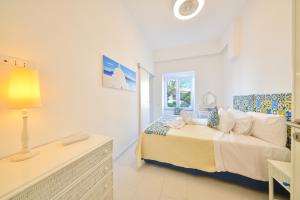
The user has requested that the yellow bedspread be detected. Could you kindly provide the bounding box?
[136,125,220,172]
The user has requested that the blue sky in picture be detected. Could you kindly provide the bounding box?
[103,55,118,76]
[103,55,136,89]
[120,64,136,88]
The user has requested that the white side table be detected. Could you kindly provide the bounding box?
[268,160,291,200]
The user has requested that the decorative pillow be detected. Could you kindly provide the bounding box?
[180,110,193,124]
[228,109,253,135]
[247,112,287,147]
[207,107,219,128]
[217,108,235,133]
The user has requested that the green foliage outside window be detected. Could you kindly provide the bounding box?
[167,80,176,107]
[180,91,191,107]
[166,77,193,109]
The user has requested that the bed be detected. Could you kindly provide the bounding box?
[136,123,290,180]
[136,93,292,192]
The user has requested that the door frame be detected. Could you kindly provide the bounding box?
[291,0,299,199]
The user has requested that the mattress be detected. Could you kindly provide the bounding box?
[136,124,291,181]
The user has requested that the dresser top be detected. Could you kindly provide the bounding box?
[0,134,112,199]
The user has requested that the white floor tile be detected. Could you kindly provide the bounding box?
[159,196,179,200]
[186,174,267,200]
[114,144,289,200]
[161,169,188,200]
[114,183,135,200]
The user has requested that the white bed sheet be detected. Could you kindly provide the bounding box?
[213,133,291,181]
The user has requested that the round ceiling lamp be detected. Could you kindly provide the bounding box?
[173,0,205,20]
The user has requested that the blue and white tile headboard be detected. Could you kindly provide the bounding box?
[233,93,292,148]
[233,93,292,121]
[233,95,254,112]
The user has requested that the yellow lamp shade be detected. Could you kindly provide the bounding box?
[8,67,41,109]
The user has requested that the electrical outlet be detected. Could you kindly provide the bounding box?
[0,54,32,68]
[16,58,29,67]
[8,57,31,68]
[8,57,22,67]
[15,58,31,68]
[0,54,10,66]
[8,57,16,67]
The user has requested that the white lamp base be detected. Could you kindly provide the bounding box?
[10,150,39,162]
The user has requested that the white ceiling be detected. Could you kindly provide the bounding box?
[122,0,247,50]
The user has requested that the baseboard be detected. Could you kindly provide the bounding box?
[114,138,137,161]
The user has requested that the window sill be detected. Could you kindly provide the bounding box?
[164,108,194,112]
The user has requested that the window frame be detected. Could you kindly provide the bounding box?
[163,71,195,111]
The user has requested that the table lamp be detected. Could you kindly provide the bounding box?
[8,67,41,162]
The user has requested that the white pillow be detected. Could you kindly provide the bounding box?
[228,109,253,135]
[166,118,185,129]
[247,112,287,147]
[227,108,244,116]
[218,108,235,133]
[180,110,193,125]
[191,118,208,126]
[231,116,253,135]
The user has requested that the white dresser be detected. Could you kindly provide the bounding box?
[0,134,113,200]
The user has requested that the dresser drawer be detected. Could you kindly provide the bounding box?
[102,190,113,200]
[8,140,112,200]
[81,174,113,200]
[55,158,112,200]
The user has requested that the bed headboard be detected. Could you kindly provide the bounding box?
[233,93,292,121]
[233,93,292,148]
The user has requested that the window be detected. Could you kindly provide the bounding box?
[163,72,195,110]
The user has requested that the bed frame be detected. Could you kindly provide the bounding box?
[144,93,292,195]
[144,159,289,195]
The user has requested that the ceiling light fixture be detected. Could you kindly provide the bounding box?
[173,0,205,20]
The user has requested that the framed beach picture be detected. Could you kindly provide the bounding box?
[102,55,136,91]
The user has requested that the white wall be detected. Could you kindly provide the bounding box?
[153,0,293,119]
[153,41,224,63]
[223,0,293,107]
[153,54,224,119]
[0,0,153,158]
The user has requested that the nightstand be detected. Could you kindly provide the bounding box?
[268,160,291,200]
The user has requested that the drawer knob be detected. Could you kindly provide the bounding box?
[283,182,290,187]
[104,184,108,189]
[104,149,108,153]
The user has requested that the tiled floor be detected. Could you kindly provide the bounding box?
[114,144,288,200]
